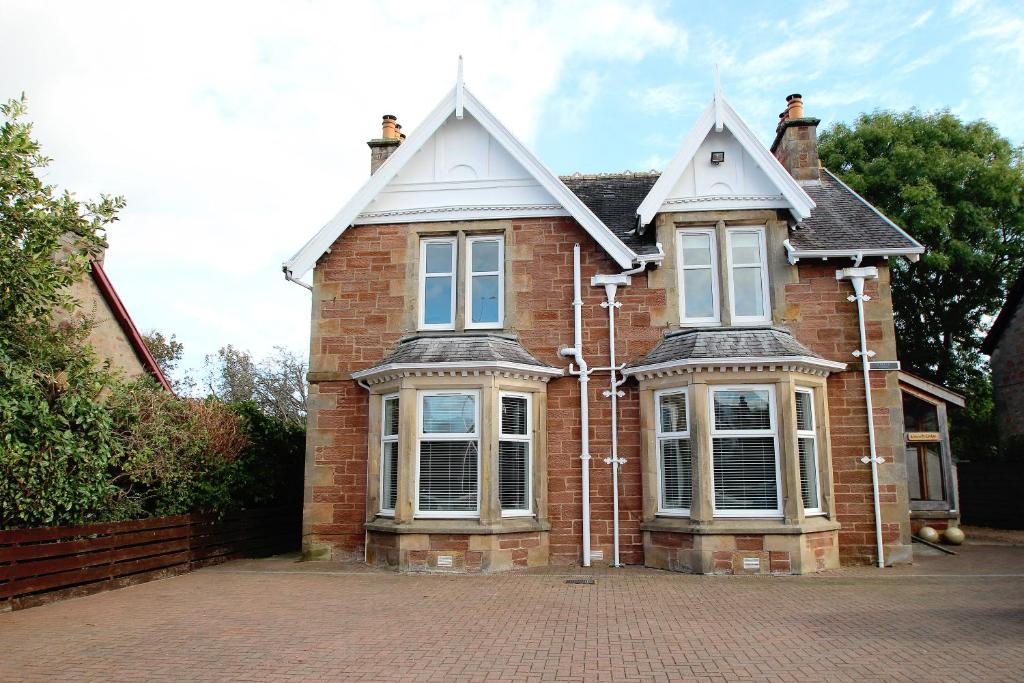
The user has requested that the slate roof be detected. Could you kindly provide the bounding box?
[626,326,831,370]
[789,169,923,254]
[560,172,661,256]
[365,334,556,369]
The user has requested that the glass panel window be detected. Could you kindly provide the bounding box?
[466,237,504,328]
[711,386,781,516]
[379,395,399,515]
[420,238,456,328]
[417,391,479,517]
[657,390,692,514]
[727,227,770,323]
[902,393,947,503]
[499,393,531,515]
[677,229,719,324]
[795,389,822,514]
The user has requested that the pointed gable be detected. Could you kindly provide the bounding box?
[636,91,814,227]
[285,83,639,279]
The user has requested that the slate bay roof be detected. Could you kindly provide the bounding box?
[561,167,922,259]
[624,326,845,374]
[350,334,561,380]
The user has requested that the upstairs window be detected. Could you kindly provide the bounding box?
[726,227,770,324]
[657,389,692,515]
[416,391,480,517]
[710,386,781,517]
[677,229,720,325]
[795,388,822,515]
[419,237,457,329]
[499,392,531,516]
[379,394,400,516]
[466,237,504,328]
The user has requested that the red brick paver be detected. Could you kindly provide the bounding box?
[2,545,1023,682]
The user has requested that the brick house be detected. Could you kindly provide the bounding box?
[983,270,1024,452]
[284,72,941,574]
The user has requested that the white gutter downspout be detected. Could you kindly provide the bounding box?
[283,267,314,292]
[560,244,593,567]
[837,266,886,568]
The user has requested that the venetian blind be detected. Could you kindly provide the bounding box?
[795,390,820,511]
[499,395,530,512]
[712,388,779,513]
[658,392,692,511]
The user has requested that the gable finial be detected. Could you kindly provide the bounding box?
[455,55,465,120]
[713,64,724,133]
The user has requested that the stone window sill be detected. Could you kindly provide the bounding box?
[366,516,550,536]
[641,515,840,536]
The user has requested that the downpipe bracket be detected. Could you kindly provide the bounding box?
[861,455,886,465]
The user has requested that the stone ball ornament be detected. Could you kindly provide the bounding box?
[917,526,940,543]
[942,526,965,545]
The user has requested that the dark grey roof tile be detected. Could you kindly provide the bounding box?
[375,334,554,368]
[627,327,823,368]
[560,172,661,255]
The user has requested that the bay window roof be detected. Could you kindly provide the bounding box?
[624,327,846,378]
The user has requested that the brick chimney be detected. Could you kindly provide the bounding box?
[770,94,820,182]
[367,114,402,174]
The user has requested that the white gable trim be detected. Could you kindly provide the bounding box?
[636,97,815,226]
[284,87,638,279]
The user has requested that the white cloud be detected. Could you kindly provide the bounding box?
[0,0,683,378]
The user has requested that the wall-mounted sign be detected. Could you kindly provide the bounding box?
[906,431,941,442]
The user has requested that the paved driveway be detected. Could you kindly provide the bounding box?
[3,544,1023,682]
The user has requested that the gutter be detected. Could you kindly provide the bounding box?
[283,266,313,292]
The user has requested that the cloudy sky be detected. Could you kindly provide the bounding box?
[2,0,1021,386]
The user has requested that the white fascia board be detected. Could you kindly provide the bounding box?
[787,246,924,262]
[636,96,817,226]
[351,360,565,381]
[461,88,636,269]
[284,86,640,279]
[283,87,459,280]
[622,355,848,377]
[822,168,925,254]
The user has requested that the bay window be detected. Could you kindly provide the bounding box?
[656,389,692,515]
[795,388,822,515]
[379,394,400,516]
[710,386,782,517]
[499,392,531,516]
[416,391,480,517]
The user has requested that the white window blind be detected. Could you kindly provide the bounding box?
[420,237,456,329]
[417,392,479,517]
[726,227,770,324]
[795,389,822,514]
[466,237,504,328]
[657,389,692,514]
[380,394,399,515]
[677,229,719,324]
[499,393,531,515]
[711,386,781,516]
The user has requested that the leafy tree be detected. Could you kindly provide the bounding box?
[143,329,184,378]
[819,110,1024,459]
[204,345,307,424]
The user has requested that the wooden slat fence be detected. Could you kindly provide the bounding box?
[0,507,299,611]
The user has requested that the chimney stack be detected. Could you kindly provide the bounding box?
[368,114,403,174]
[770,93,820,182]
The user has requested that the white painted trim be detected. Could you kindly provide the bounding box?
[636,96,815,226]
[708,384,784,519]
[676,228,720,326]
[623,355,847,379]
[795,387,823,516]
[784,242,924,264]
[465,236,504,329]
[725,226,772,325]
[415,389,481,519]
[499,390,532,517]
[351,360,564,382]
[283,85,638,279]
[654,387,692,517]
[354,205,568,225]
[418,237,457,331]
[379,393,400,516]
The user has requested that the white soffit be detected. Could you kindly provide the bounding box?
[284,86,638,280]
[636,95,815,226]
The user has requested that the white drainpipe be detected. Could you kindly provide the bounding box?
[560,244,593,567]
[837,266,886,568]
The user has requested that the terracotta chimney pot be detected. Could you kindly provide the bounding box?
[382,114,398,140]
[395,123,403,144]
[786,93,804,119]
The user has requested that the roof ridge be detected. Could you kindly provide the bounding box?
[560,170,662,180]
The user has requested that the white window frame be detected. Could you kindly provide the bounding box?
[725,226,772,325]
[414,389,481,519]
[465,236,504,329]
[709,384,783,518]
[498,391,532,517]
[796,387,824,516]
[676,228,720,326]
[379,393,399,517]
[418,236,457,331]
[655,387,692,517]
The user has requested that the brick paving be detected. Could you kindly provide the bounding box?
[2,545,1023,682]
